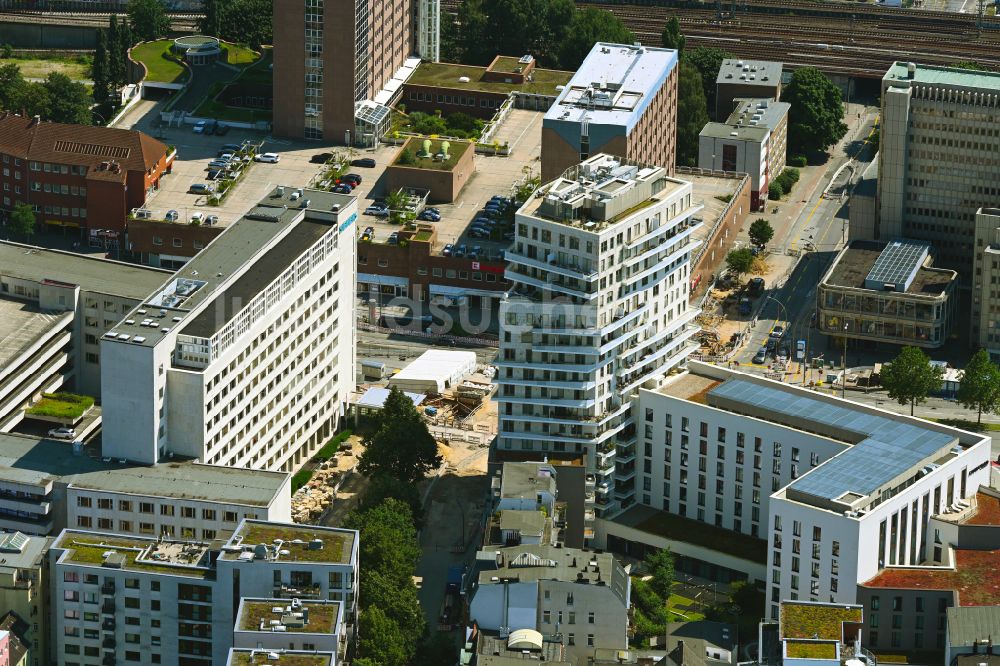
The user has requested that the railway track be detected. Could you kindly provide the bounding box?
[0,9,199,29]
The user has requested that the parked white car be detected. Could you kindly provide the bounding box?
[48,427,76,440]
[255,152,280,163]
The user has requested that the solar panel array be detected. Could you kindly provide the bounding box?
[863,240,929,292]
[708,379,956,501]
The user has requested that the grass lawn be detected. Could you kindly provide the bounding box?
[192,48,271,122]
[27,392,94,420]
[222,43,260,66]
[666,592,705,622]
[929,417,1000,432]
[239,600,338,632]
[131,40,188,84]
[394,137,470,171]
[235,47,272,86]
[407,61,572,96]
[192,97,271,123]
[0,56,90,80]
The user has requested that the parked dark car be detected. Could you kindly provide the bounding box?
[352,158,376,168]
[311,152,333,164]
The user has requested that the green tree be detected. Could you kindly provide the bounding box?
[0,44,11,59]
[749,218,774,251]
[200,0,222,36]
[9,203,36,240]
[661,16,685,54]
[676,62,708,167]
[957,349,1000,424]
[880,346,943,416]
[438,12,462,63]
[783,67,848,156]
[42,73,91,125]
[456,0,492,65]
[127,0,170,43]
[558,7,634,70]
[346,499,421,580]
[358,386,441,484]
[415,633,460,666]
[119,20,135,74]
[687,46,732,118]
[397,148,415,165]
[107,14,124,88]
[953,61,985,70]
[0,63,28,113]
[725,247,754,279]
[358,606,410,666]
[215,0,272,49]
[645,547,674,598]
[359,473,424,526]
[92,29,111,107]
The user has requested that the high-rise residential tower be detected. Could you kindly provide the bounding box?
[496,154,703,516]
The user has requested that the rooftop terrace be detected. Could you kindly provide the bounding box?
[54,531,212,578]
[520,154,684,230]
[223,521,356,565]
[863,548,1000,606]
[227,650,333,666]
[237,598,340,634]
[407,61,572,96]
[780,601,862,641]
[824,240,955,296]
[964,491,1000,526]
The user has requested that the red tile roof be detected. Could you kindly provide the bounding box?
[862,549,1000,606]
[0,113,167,173]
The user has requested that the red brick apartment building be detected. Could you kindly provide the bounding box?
[272,0,412,142]
[0,114,173,240]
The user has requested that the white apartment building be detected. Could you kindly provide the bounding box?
[0,243,168,429]
[877,62,1000,277]
[50,519,358,666]
[629,362,990,624]
[497,154,703,517]
[100,187,358,472]
[0,432,291,538]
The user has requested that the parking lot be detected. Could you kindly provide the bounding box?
[142,125,348,226]
[351,109,546,262]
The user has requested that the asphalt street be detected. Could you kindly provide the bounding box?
[732,110,879,366]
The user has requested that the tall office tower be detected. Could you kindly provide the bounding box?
[878,62,1000,270]
[496,154,703,517]
[272,0,412,142]
[541,43,679,183]
[100,188,357,472]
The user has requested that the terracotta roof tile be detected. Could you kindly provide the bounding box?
[0,113,167,173]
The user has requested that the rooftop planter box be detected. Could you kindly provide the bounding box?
[25,392,95,425]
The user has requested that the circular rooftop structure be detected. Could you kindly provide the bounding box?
[171,35,221,65]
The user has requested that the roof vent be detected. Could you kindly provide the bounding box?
[254,544,269,560]
[308,538,324,550]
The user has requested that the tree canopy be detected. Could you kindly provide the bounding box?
[661,16,685,54]
[783,67,848,155]
[557,7,634,70]
[44,73,92,125]
[676,62,709,167]
[880,346,943,415]
[451,0,631,70]
[9,203,36,240]
[204,0,272,49]
[127,0,170,42]
[957,349,1000,423]
[358,386,441,485]
[346,498,425,666]
[92,28,111,108]
[726,248,754,277]
[749,218,774,250]
[645,547,674,598]
[686,47,732,118]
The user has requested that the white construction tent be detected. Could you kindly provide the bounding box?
[388,349,478,394]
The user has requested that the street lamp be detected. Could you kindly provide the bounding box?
[841,322,850,398]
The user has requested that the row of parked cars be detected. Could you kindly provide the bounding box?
[192,120,231,135]
[469,196,514,240]
[442,243,491,260]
